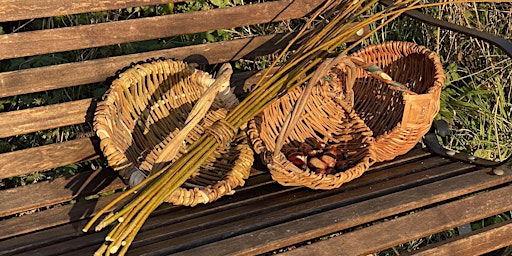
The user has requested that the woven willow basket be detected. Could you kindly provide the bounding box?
[94,59,253,206]
[248,56,377,190]
[348,41,445,162]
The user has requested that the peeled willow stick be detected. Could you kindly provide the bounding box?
[153,63,233,166]
[85,0,494,254]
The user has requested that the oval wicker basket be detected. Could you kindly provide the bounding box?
[349,41,445,162]
[248,56,377,190]
[94,59,253,206]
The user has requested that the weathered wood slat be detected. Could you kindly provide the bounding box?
[0,0,183,22]
[0,137,99,179]
[0,33,293,98]
[0,0,323,60]
[0,189,115,240]
[0,150,424,248]
[284,184,512,256]
[0,150,435,255]
[0,65,270,140]
[0,148,426,238]
[5,153,506,256]
[411,220,512,256]
[169,168,512,256]
[0,168,124,218]
[0,98,95,139]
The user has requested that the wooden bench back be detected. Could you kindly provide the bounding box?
[0,0,341,219]
[0,0,325,175]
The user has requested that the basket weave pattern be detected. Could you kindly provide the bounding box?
[94,59,253,206]
[350,41,445,161]
[248,57,376,190]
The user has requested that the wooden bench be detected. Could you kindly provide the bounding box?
[1,1,512,255]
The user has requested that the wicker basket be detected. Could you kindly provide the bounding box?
[94,59,253,206]
[248,42,445,189]
[248,55,377,190]
[349,41,445,162]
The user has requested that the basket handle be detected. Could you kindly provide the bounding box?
[272,55,358,158]
[153,63,233,169]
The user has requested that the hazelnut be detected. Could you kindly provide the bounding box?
[324,146,338,158]
[320,154,336,168]
[288,152,307,169]
[336,160,348,171]
[308,157,327,169]
[316,168,336,175]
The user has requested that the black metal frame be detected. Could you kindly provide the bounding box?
[380,0,512,167]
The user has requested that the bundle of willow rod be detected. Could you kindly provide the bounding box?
[83,0,493,255]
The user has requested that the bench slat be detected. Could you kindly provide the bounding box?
[0,98,94,139]
[5,153,507,256]
[0,0,183,22]
[412,220,512,256]
[0,27,368,98]
[0,137,98,179]
[0,65,269,139]
[0,33,294,98]
[1,0,322,60]
[0,168,124,218]
[170,168,512,256]
[0,188,115,240]
[284,181,512,256]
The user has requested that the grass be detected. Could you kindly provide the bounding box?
[0,0,511,254]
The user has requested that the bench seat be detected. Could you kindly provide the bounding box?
[1,147,511,255]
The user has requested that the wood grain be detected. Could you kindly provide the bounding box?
[0,137,99,179]
[0,0,184,22]
[0,33,295,98]
[412,220,512,256]
[0,0,323,60]
[0,168,124,218]
[284,185,512,256]
[0,98,95,138]
[168,168,512,256]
